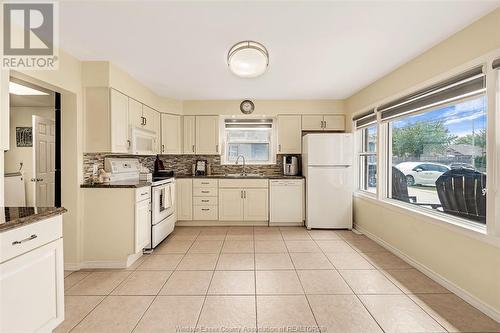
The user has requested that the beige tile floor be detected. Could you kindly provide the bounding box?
[59,226,500,333]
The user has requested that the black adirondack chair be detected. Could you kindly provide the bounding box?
[392,167,417,203]
[435,168,487,224]
[392,167,442,209]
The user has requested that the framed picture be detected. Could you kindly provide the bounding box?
[16,127,32,147]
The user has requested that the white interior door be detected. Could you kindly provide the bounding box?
[33,116,55,207]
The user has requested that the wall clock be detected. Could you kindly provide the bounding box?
[240,100,255,114]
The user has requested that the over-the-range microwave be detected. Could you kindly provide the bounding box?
[131,127,157,155]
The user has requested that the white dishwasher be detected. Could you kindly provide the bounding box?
[270,179,305,226]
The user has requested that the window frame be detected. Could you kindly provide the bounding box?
[220,117,277,165]
[354,55,500,240]
[356,124,378,195]
[384,93,488,230]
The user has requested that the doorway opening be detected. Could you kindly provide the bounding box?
[4,78,61,207]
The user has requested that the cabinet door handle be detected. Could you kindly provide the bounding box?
[192,145,195,153]
[144,117,147,125]
[201,208,210,211]
[216,144,219,153]
[278,144,281,152]
[243,190,246,199]
[127,139,131,148]
[324,120,327,128]
[201,190,209,194]
[161,144,165,153]
[201,200,209,203]
[12,234,37,245]
[201,182,209,185]
[241,190,243,199]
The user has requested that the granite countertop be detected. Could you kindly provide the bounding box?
[0,207,67,232]
[80,181,152,188]
[174,175,304,179]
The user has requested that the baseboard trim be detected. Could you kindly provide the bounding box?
[64,262,81,271]
[176,220,268,227]
[354,224,500,323]
[79,260,128,269]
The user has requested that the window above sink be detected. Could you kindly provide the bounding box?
[221,118,276,165]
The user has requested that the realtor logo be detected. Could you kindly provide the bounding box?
[2,2,58,69]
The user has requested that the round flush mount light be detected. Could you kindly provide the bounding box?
[227,41,269,78]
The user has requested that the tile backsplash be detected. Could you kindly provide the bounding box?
[82,153,292,183]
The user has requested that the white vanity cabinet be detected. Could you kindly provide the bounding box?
[0,215,65,333]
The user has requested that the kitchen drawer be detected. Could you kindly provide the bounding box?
[218,179,268,188]
[193,197,218,206]
[193,187,217,197]
[0,215,63,263]
[193,205,218,220]
[136,187,151,202]
[193,179,218,188]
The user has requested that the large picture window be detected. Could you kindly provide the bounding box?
[387,95,487,224]
[223,118,274,164]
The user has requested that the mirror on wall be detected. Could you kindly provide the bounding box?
[4,78,61,207]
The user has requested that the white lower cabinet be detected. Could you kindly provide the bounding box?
[135,197,151,253]
[218,180,269,222]
[176,179,193,220]
[193,179,218,220]
[0,216,64,333]
[218,188,245,221]
[243,188,269,221]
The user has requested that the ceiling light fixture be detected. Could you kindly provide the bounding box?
[227,41,269,78]
[9,82,49,96]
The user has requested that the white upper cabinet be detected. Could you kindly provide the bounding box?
[302,114,345,131]
[183,115,196,155]
[85,87,130,153]
[161,114,182,154]
[110,89,130,153]
[128,98,143,129]
[323,115,345,131]
[277,115,302,154]
[301,115,324,131]
[195,115,220,155]
[143,105,159,134]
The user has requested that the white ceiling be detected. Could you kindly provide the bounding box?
[59,1,499,100]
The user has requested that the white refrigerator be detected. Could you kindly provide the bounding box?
[302,133,354,229]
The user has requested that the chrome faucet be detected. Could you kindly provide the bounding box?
[235,155,246,175]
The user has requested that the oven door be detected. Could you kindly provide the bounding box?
[152,182,175,225]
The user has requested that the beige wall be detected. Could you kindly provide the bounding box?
[354,197,500,316]
[183,99,345,116]
[83,61,183,114]
[347,8,500,318]
[5,107,55,206]
[347,8,500,115]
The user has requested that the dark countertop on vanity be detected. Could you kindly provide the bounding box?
[80,181,152,188]
[0,207,67,233]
